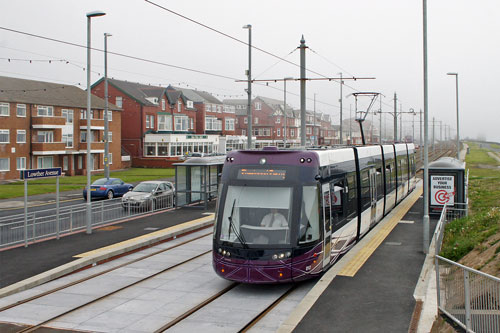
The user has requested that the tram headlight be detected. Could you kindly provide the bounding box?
[306,158,312,163]
[300,158,305,163]
[278,253,285,259]
[225,252,231,257]
[286,251,291,258]
[222,250,226,256]
[272,254,278,260]
[218,248,222,254]
[259,157,267,165]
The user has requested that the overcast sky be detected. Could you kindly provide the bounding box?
[1,0,499,142]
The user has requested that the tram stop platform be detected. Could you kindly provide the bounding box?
[279,180,439,333]
[0,180,440,332]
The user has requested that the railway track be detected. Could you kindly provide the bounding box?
[0,227,312,332]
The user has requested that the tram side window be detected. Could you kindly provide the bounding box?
[330,179,346,231]
[346,173,357,219]
[360,170,370,210]
[376,168,384,200]
[299,186,320,244]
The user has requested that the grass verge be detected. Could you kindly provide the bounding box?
[0,168,175,199]
[440,142,500,261]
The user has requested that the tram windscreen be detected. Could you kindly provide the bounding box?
[219,186,292,246]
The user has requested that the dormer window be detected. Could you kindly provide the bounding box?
[161,98,166,111]
[254,102,261,110]
[177,101,182,113]
[187,100,194,108]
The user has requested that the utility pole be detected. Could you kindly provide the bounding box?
[400,103,403,141]
[313,93,316,146]
[432,117,435,152]
[423,0,430,254]
[379,96,382,144]
[104,32,112,180]
[243,24,252,149]
[420,109,423,163]
[339,72,343,144]
[393,92,397,143]
[299,36,307,147]
[349,104,352,144]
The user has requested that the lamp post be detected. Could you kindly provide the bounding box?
[104,32,112,180]
[409,108,416,143]
[243,24,252,149]
[447,72,460,159]
[86,10,106,235]
[283,77,293,147]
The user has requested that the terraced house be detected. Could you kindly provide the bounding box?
[0,76,122,181]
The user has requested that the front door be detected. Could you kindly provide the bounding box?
[322,183,332,268]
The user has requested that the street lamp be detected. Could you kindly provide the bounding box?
[243,24,252,149]
[86,10,106,235]
[447,72,460,159]
[409,108,416,143]
[283,77,293,147]
[104,32,112,180]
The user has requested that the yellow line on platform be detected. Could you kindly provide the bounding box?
[73,214,215,258]
[338,187,423,277]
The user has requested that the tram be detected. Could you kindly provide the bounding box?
[212,144,416,283]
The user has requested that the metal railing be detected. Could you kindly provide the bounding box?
[435,203,500,332]
[0,193,174,249]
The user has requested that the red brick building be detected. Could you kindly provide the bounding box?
[0,76,122,181]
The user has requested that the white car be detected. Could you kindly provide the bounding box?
[122,181,175,210]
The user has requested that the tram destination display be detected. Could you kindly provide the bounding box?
[237,168,286,180]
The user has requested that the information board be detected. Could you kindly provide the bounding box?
[430,175,455,205]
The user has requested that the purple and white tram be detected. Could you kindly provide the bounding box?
[213,144,416,283]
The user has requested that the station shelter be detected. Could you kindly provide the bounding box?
[173,156,225,209]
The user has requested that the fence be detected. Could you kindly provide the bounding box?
[0,193,174,249]
[435,203,500,332]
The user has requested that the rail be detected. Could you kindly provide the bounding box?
[0,193,174,249]
[434,203,500,333]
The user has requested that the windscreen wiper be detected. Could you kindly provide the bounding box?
[227,199,248,248]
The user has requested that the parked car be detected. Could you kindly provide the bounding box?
[121,181,175,210]
[83,178,133,200]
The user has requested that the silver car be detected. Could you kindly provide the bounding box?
[122,181,175,210]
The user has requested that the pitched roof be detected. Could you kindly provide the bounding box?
[0,76,119,110]
[96,78,167,106]
[168,86,222,104]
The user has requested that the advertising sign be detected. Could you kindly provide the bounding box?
[431,175,455,205]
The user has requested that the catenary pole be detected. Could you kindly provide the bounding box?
[422,0,430,253]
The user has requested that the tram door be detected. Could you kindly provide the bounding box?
[369,168,377,227]
[322,183,332,268]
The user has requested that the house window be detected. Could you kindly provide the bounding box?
[37,131,53,143]
[16,157,26,170]
[0,103,9,116]
[242,129,246,136]
[244,118,248,124]
[307,127,312,135]
[187,100,193,108]
[0,158,9,171]
[106,110,112,121]
[80,109,94,119]
[115,96,123,108]
[177,101,182,113]
[107,132,112,142]
[254,117,258,124]
[37,156,53,168]
[37,106,54,117]
[146,116,150,128]
[225,118,235,131]
[161,98,166,111]
[277,128,281,136]
[17,104,26,117]
[190,118,194,130]
[255,102,261,110]
[80,131,97,143]
[276,117,281,124]
[150,115,155,128]
[0,129,9,143]
[291,129,295,136]
[78,155,82,169]
[174,116,189,131]
[63,156,68,171]
[206,104,212,112]
[158,115,173,131]
[62,109,73,124]
[145,143,156,156]
[109,153,113,165]
[17,130,26,143]
[63,134,73,148]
